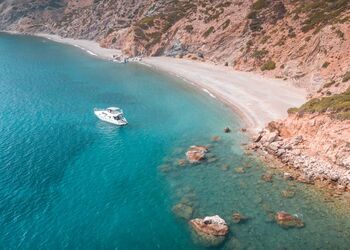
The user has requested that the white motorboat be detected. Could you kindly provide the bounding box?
[94,107,128,126]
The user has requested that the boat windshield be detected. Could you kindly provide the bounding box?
[107,108,122,114]
[114,115,123,120]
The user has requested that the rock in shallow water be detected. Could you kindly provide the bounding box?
[281,189,296,198]
[212,135,221,142]
[232,212,249,224]
[235,167,245,174]
[186,145,208,164]
[172,203,194,220]
[190,215,229,247]
[224,127,231,133]
[275,211,304,229]
[261,173,274,182]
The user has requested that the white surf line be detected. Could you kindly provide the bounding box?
[73,44,98,57]
[202,88,217,99]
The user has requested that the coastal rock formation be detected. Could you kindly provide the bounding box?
[190,215,229,247]
[253,115,350,188]
[252,97,350,190]
[186,145,208,164]
[275,211,304,229]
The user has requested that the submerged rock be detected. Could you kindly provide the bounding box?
[177,159,186,167]
[275,211,304,229]
[190,215,229,247]
[212,136,221,142]
[158,164,171,173]
[172,203,194,220]
[186,146,208,164]
[221,164,230,171]
[297,174,314,184]
[235,167,245,174]
[232,212,249,224]
[283,172,294,180]
[261,173,274,182]
[281,189,296,198]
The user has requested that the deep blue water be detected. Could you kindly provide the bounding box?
[1,33,350,249]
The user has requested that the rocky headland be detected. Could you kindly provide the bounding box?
[250,90,350,191]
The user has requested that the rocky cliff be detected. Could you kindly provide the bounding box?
[251,90,350,190]
[1,0,349,93]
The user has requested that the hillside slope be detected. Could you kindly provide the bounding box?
[0,0,349,93]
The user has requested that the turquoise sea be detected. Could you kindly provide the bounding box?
[0,33,350,249]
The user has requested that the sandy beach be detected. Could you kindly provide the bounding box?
[35,33,122,60]
[143,57,306,131]
[5,31,306,132]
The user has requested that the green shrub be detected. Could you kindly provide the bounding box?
[287,107,299,114]
[322,61,330,68]
[261,60,276,71]
[185,25,193,33]
[295,90,350,120]
[261,35,270,44]
[343,71,350,82]
[253,49,268,60]
[323,80,335,88]
[335,29,345,39]
[251,0,267,11]
[203,26,214,38]
[222,19,230,30]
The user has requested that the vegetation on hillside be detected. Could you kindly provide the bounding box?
[289,90,350,120]
[293,0,350,33]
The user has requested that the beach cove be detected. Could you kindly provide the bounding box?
[1,32,350,249]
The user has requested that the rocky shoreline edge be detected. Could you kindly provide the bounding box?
[246,123,350,194]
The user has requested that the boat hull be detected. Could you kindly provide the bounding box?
[94,110,128,126]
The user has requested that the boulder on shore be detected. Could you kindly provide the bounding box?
[275,211,304,228]
[186,146,208,164]
[190,215,229,247]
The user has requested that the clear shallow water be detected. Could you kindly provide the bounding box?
[0,33,350,249]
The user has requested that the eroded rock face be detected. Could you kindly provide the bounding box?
[190,215,229,247]
[275,211,304,229]
[252,114,350,190]
[186,145,208,164]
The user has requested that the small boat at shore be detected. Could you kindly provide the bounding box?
[94,107,128,126]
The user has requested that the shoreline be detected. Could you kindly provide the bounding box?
[142,57,306,133]
[1,31,306,133]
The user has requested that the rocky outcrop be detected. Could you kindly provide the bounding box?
[190,215,229,247]
[186,145,208,164]
[251,113,350,190]
[275,211,304,229]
